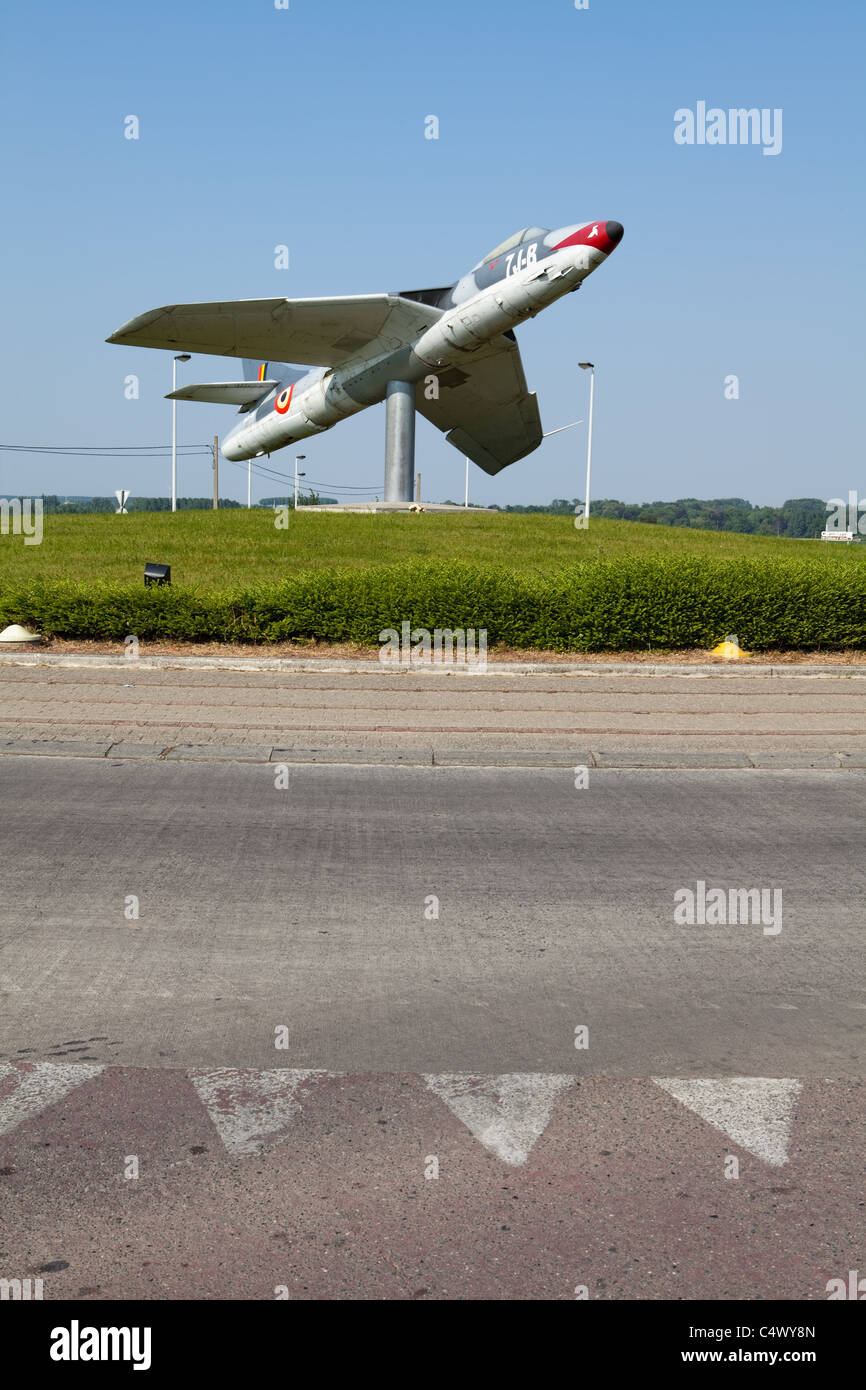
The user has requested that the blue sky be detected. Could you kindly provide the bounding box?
[1,0,863,506]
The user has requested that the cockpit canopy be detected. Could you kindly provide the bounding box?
[476,226,549,268]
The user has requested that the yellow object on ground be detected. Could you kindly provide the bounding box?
[711,637,750,659]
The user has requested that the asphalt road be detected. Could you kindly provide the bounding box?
[1,1066,861,1301]
[1,756,863,1074]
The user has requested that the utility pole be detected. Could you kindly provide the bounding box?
[415,471,421,504]
[212,436,219,510]
[464,456,469,508]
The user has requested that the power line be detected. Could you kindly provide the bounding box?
[1,439,381,497]
[230,458,379,490]
[0,443,211,457]
[225,458,380,494]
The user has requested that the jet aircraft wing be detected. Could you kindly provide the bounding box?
[414,338,542,475]
[107,295,443,368]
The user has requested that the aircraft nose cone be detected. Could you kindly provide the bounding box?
[605,220,624,247]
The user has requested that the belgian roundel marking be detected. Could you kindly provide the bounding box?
[274,384,295,415]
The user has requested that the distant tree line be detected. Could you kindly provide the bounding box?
[494,497,829,538]
[258,493,339,507]
[3,494,831,537]
[9,493,341,513]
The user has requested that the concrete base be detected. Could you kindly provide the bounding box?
[296,502,495,513]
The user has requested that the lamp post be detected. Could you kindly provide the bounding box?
[464,456,470,509]
[294,455,306,509]
[578,362,595,522]
[171,353,191,512]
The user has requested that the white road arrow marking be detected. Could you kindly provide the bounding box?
[424,1073,573,1166]
[653,1077,802,1167]
[188,1068,331,1157]
[0,1062,104,1137]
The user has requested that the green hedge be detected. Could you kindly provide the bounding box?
[1,557,863,650]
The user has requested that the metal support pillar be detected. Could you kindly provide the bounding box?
[384,380,415,502]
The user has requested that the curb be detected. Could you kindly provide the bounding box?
[0,739,863,770]
[1,652,865,680]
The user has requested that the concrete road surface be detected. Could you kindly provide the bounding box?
[1,757,863,1074]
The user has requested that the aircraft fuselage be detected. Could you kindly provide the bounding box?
[221,220,622,462]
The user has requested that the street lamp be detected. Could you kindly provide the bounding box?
[171,353,191,512]
[578,362,595,523]
[294,455,306,509]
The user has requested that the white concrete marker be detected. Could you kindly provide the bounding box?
[424,1073,573,1166]
[653,1077,802,1167]
[188,1068,331,1157]
[0,1062,104,1136]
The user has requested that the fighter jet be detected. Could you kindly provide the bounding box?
[107,220,623,500]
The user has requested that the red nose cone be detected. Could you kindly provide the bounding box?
[553,220,624,254]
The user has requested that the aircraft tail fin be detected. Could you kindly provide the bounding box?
[241,359,308,386]
[242,359,272,384]
[167,361,310,410]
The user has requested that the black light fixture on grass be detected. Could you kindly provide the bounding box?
[144,563,171,586]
